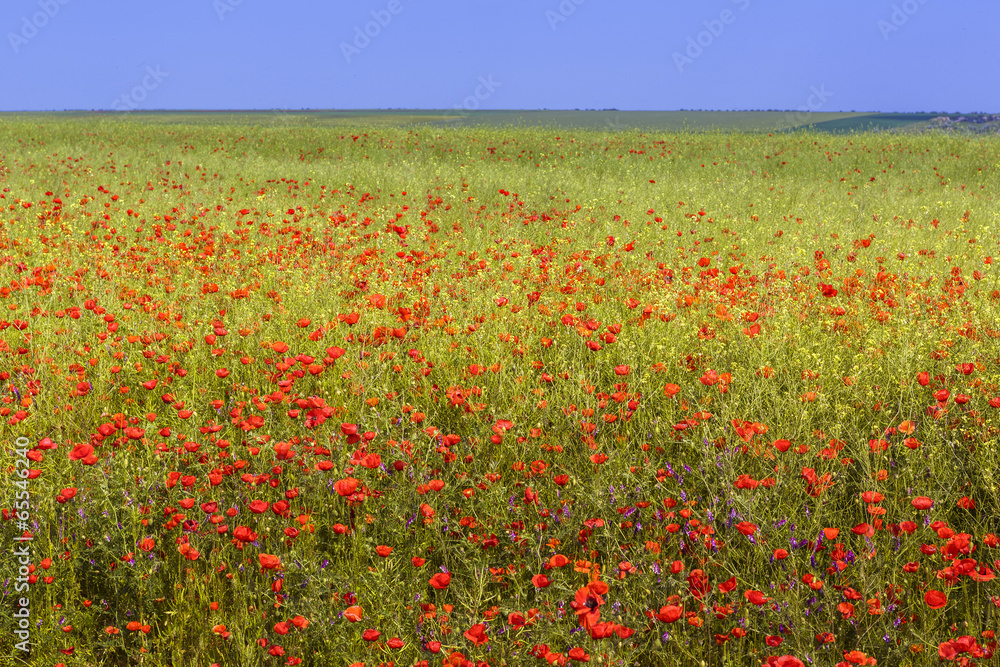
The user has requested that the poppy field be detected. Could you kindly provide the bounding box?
[2,117,1000,667]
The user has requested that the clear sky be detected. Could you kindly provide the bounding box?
[2,0,997,113]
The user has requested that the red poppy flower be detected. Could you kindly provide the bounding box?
[258,554,281,570]
[938,642,958,661]
[911,497,933,510]
[736,522,757,536]
[772,657,805,667]
[571,584,605,628]
[851,523,873,536]
[233,526,257,543]
[343,606,363,623]
[339,423,361,444]
[687,569,709,599]
[531,574,552,588]
[656,605,682,623]
[249,500,269,513]
[362,629,380,642]
[429,572,451,589]
[463,623,488,646]
[844,650,874,665]
[69,443,94,461]
[925,590,947,609]
[334,478,359,497]
[375,545,393,557]
[718,576,737,594]
[614,365,630,376]
[744,590,769,606]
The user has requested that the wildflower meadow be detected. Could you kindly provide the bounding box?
[1,117,999,667]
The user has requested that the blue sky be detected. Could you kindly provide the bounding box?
[2,0,997,112]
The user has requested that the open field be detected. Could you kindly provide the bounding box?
[3,110,941,133]
[426,111,872,132]
[1,117,1000,666]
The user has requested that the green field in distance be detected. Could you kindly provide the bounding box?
[1,109,953,133]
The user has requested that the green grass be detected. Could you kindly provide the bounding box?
[2,109,878,132]
[805,113,942,134]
